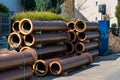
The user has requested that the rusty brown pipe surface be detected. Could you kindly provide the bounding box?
[24,33,69,46]
[76,31,101,41]
[12,20,20,32]
[64,41,74,55]
[8,32,23,49]
[20,45,66,57]
[75,20,98,32]
[87,49,99,58]
[68,30,76,42]
[49,53,92,75]
[0,67,33,80]
[19,18,68,35]
[75,41,99,53]
[67,21,75,31]
[0,48,37,71]
[33,58,60,77]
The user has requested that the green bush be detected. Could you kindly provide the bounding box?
[111,23,117,28]
[0,4,9,13]
[115,4,120,22]
[11,11,67,21]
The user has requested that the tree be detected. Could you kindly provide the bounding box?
[21,0,64,14]
[35,0,64,14]
[116,4,120,22]
[0,4,9,13]
[21,0,36,11]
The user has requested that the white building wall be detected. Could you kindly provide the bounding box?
[75,0,118,26]
[0,0,23,13]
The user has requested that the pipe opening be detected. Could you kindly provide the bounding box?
[65,42,73,53]
[76,43,83,52]
[13,22,19,31]
[69,32,75,42]
[25,35,33,46]
[50,63,60,74]
[78,32,86,40]
[36,62,46,74]
[76,21,84,30]
[11,34,20,46]
[68,23,74,29]
[22,21,31,33]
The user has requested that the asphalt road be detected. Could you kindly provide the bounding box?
[32,53,120,80]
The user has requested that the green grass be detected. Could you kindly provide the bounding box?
[11,11,67,21]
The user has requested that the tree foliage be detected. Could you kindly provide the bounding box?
[0,4,9,13]
[21,0,64,14]
[115,4,120,22]
[21,0,36,11]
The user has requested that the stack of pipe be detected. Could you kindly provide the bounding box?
[2,18,101,78]
[0,48,37,80]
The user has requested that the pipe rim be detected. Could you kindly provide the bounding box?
[67,21,75,31]
[22,48,38,61]
[24,34,35,46]
[75,20,86,32]
[19,18,33,35]
[12,20,20,32]
[50,61,62,75]
[8,32,22,48]
[68,30,76,42]
[76,32,87,41]
[19,46,31,52]
[75,42,85,53]
[33,60,49,77]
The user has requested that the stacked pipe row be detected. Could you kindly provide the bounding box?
[0,48,37,80]
[0,18,101,79]
[67,20,100,58]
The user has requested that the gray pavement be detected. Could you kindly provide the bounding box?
[32,53,120,80]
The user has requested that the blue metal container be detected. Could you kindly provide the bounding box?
[98,20,110,55]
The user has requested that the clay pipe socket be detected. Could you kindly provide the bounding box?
[68,30,76,42]
[0,48,37,71]
[0,67,33,80]
[19,18,68,35]
[8,32,22,49]
[64,41,74,55]
[49,53,92,75]
[24,33,69,47]
[67,21,75,31]
[33,58,60,77]
[76,31,101,42]
[75,41,99,53]
[74,20,98,32]
[12,20,20,32]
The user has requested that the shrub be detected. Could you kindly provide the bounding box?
[0,4,9,13]
[11,11,67,21]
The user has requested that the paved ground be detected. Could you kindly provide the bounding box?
[32,53,120,80]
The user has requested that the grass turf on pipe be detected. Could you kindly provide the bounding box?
[12,20,20,32]
[8,32,22,49]
[49,53,92,75]
[24,33,69,46]
[68,30,76,42]
[75,41,99,53]
[19,18,68,35]
[0,48,37,71]
[0,67,33,80]
[74,20,98,32]
[33,58,60,77]
[67,21,75,31]
[76,31,101,41]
